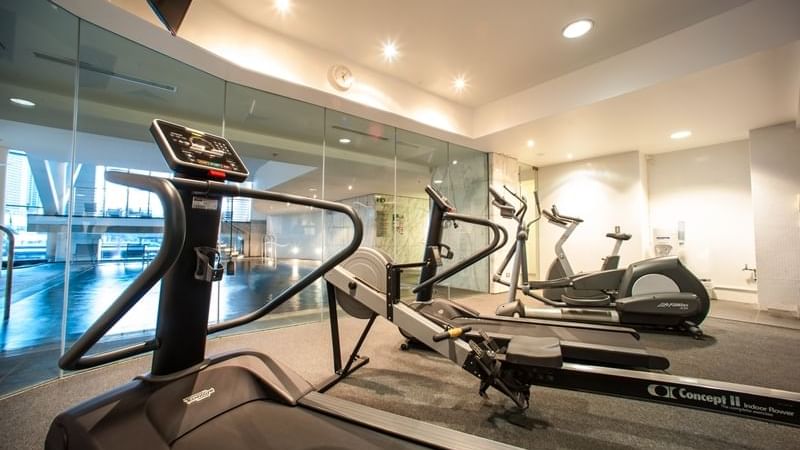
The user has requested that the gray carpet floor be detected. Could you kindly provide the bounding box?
[1,298,798,449]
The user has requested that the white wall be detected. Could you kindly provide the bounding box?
[648,140,758,302]
[749,122,800,313]
[537,151,647,276]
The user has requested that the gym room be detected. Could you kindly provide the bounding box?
[0,0,798,449]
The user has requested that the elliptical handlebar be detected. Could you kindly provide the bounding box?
[551,205,583,223]
[412,211,506,294]
[59,172,187,370]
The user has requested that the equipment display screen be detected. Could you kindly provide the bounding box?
[151,119,249,182]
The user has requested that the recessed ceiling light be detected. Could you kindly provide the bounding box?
[382,40,399,62]
[527,139,535,148]
[567,153,574,160]
[347,185,353,191]
[308,188,317,192]
[452,160,458,165]
[562,19,593,39]
[670,130,692,140]
[338,138,351,144]
[453,74,468,92]
[274,0,291,15]
[433,179,443,184]
[9,97,35,107]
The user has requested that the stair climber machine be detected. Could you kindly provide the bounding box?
[46,119,524,450]
[323,184,800,428]
[491,187,709,338]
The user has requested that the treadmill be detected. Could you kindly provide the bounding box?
[45,120,521,450]
[405,186,668,370]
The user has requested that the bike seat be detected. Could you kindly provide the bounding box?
[561,291,612,306]
[606,232,632,241]
[505,336,563,368]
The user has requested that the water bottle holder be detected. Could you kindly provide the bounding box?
[194,247,224,282]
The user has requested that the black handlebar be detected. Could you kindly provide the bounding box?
[59,172,186,370]
[164,178,364,335]
[425,185,455,212]
[59,173,364,370]
[412,211,506,294]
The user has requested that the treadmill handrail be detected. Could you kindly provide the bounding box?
[161,178,364,334]
[59,172,186,370]
[412,211,505,294]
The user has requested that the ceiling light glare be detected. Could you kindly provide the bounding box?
[9,97,35,107]
[274,0,291,15]
[347,185,353,191]
[433,179,443,184]
[382,40,399,62]
[527,139,535,148]
[338,138,351,144]
[670,130,692,140]
[562,19,593,39]
[453,74,467,92]
[452,160,458,165]
[567,153,574,160]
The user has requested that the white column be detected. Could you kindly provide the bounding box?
[749,122,800,314]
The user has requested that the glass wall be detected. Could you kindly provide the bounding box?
[0,0,489,396]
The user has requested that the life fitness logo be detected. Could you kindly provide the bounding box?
[183,387,215,405]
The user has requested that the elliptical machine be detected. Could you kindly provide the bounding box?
[491,186,709,338]
[541,205,631,301]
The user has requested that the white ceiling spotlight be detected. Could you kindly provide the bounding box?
[670,130,692,140]
[338,138,351,144]
[9,97,35,108]
[347,185,353,191]
[433,179,443,184]
[381,39,399,63]
[274,0,291,15]
[566,153,574,160]
[452,160,458,165]
[453,74,468,92]
[562,19,594,39]
[526,139,535,148]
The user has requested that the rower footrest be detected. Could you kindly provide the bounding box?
[505,336,563,368]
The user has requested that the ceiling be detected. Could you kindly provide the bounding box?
[208,0,748,107]
[481,41,800,166]
[101,0,800,167]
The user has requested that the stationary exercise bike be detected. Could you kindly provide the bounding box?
[491,187,709,338]
[540,204,631,301]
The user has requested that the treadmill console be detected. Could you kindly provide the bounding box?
[150,119,249,182]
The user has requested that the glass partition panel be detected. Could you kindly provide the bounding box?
[394,129,446,295]
[323,110,396,258]
[68,20,225,355]
[438,143,489,296]
[219,83,325,332]
[0,0,78,396]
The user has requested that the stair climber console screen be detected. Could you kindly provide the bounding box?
[150,118,249,182]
